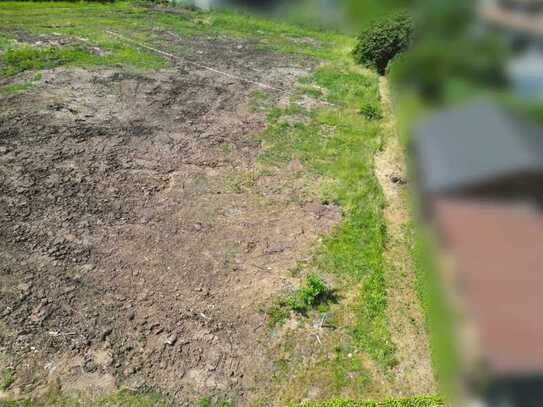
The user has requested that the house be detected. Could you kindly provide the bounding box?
[414,102,543,201]
[479,0,543,99]
[413,101,543,406]
[188,0,281,10]
[507,47,543,100]
[479,0,543,43]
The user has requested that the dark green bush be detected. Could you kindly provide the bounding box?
[352,13,414,75]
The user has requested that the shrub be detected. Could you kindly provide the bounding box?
[352,13,414,75]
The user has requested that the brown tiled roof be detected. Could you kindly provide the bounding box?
[433,198,543,375]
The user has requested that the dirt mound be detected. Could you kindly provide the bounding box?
[0,41,338,405]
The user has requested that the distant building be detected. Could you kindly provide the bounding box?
[480,0,543,42]
[507,47,543,100]
[414,102,543,201]
[479,0,543,99]
[188,0,282,10]
[413,102,543,407]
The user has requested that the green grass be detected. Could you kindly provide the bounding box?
[257,56,396,385]
[388,64,459,400]
[0,0,353,81]
[1,46,89,75]
[0,33,16,50]
[1,368,15,391]
[197,396,234,407]
[288,395,443,406]
[0,80,34,96]
[0,389,169,406]
[0,72,41,96]
[224,170,257,193]
[412,225,458,400]
[0,1,431,403]
[0,2,168,77]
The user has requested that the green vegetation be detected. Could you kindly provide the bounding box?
[353,259,396,368]
[1,46,89,76]
[412,226,458,400]
[0,33,15,50]
[0,1,353,82]
[197,396,233,407]
[287,273,332,313]
[387,0,507,104]
[359,101,383,121]
[0,80,34,96]
[266,295,292,327]
[344,0,414,30]
[0,1,437,404]
[353,13,413,74]
[0,2,167,78]
[256,53,396,393]
[388,35,507,103]
[225,170,257,193]
[0,389,168,406]
[0,72,41,96]
[1,367,15,391]
[267,273,333,326]
[288,394,443,406]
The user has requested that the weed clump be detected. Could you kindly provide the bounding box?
[267,296,292,327]
[267,273,333,327]
[359,101,383,121]
[287,272,330,313]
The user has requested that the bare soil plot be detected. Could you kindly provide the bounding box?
[0,3,437,406]
[0,37,339,404]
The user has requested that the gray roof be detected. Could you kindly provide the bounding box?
[413,101,543,193]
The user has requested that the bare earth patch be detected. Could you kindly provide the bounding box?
[0,39,339,405]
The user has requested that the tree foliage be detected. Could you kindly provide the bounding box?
[352,13,414,75]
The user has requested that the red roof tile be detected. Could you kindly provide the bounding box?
[433,198,543,375]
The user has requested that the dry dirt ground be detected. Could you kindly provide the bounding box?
[0,37,340,404]
[375,78,435,396]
